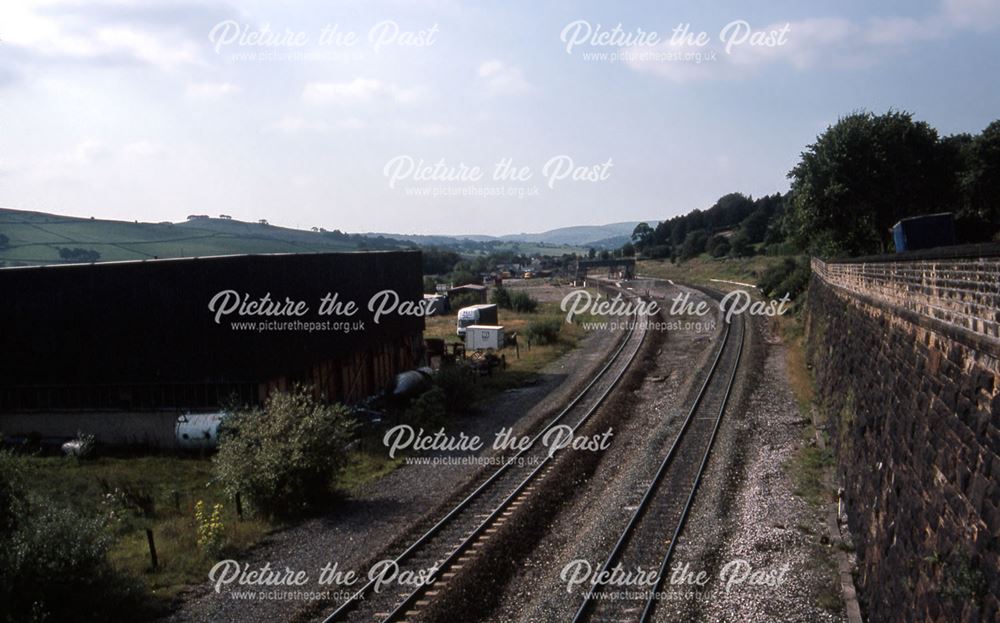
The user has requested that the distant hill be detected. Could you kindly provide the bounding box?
[0,209,617,267]
[0,209,403,266]
[364,221,656,249]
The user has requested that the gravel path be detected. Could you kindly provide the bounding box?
[672,317,846,623]
[163,309,622,623]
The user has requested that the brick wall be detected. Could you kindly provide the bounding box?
[808,256,1000,623]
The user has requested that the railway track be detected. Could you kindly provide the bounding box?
[572,299,745,623]
[321,287,650,623]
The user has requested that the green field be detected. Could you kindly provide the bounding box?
[0,208,590,266]
[0,209,369,266]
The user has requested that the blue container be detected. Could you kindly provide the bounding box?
[892,213,956,252]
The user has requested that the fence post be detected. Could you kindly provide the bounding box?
[145,528,158,569]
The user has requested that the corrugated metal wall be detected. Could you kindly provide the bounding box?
[0,251,425,409]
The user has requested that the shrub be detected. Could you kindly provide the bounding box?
[57,247,101,262]
[728,231,754,258]
[434,364,477,414]
[645,244,672,259]
[0,449,27,535]
[491,285,512,309]
[525,318,562,345]
[679,229,709,260]
[214,386,357,517]
[492,286,538,313]
[758,256,811,304]
[706,234,730,258]
[0,490,148,622]
[404,386,448,426]
[509,290,539,313]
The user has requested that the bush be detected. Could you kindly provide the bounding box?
[758,257,811,303]
[509,290,538,313]
[434,364,477,414]
[679,229,709,260]
[728,231,754,258]
[706,234,730,258]
[2,502,147,622]
[0,452,148,623]
[644,244,672,259]
[214,386,357,517]
[57,247,101,262]
[525,318,562,345]
[0,450,27,535]
[492,286,538,313]
[404,385,448,426]
[491,285,512,309]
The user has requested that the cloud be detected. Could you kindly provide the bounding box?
[477,60,530,96]
[70,140,111,165]
[123,140,164,157]
[302,79,422,105]
[625,0,1000,82]
[268,116,367,134]
[0,3,206,73]
[185,82,240,98]
[941,0,1000,30]
[399,122,454,137]
[625,17,856,81]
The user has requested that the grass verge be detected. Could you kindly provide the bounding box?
[19,455,270,605]
[637,254,788,287]
[422,295,596,400]
[17,446,398,613]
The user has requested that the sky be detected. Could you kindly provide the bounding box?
[0,0,998,235]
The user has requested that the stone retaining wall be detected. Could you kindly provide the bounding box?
[808,256,1000,623]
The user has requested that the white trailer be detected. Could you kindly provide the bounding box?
[464,325,505,351]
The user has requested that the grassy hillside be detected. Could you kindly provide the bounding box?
[0,209,386,266]
[0,208,594,267]
[637,254,789,287]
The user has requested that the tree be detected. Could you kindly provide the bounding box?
[740,210,769,243]
[678,229,709,260]
[631,222,654,248]
[587,247,597,259]
[621,242,635,257]
[58,248,100,262]
[786,110,957,256]
[728,231,754,258]
[706,234,730,258]
[958,120,1000,223]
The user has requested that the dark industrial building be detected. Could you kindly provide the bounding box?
[0,251,425,446]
